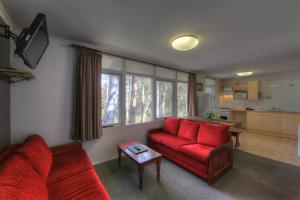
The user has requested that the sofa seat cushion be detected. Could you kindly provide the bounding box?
[163,117,182,135]
[47,148,93,185]
[0,155,48,200]
[16,135,52,182]
[48,169,110,200]
[161,137,195,151]
[179,144,214,164]
[177,119,199,142]
[197,122,230,148]
[148,132,177,144]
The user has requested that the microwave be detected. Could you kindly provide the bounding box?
[234,91,247,100]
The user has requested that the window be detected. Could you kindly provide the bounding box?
[205,78,216,95]
[177,82,188,117]
[156,81,174,118]
[101,74,121,126]
[126,75,153,125]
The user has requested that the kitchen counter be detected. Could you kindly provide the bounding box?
[245,110,300,115]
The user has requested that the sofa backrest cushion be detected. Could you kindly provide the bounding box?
[16,134,52,182]
[0,155,48,200]
[163,117,182,135]
[0,144,20,164]
[177,119,199,141]
[197,122,230,147]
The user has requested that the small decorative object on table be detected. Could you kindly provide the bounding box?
[128,144,148,154]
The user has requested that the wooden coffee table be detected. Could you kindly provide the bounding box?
[117,141,162,190]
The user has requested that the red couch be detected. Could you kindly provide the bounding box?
[0,135,110,200]
[148,118,233,184]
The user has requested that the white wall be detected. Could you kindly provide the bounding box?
[10,38,163,164]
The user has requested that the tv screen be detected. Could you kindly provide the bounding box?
[15,13,49,69]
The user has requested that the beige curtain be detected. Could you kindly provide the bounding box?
[72,47,102,142]
[188,73,197,116]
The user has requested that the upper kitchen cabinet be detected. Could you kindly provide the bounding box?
[233,81,248,91]
[248,80,260,100]
[219,81,232,93]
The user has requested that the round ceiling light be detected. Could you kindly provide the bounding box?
[172,35,199,51]
[237,71,253,77]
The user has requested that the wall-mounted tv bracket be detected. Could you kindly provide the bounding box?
[0,24,18,41]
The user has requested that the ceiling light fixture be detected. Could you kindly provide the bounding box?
[172,35,199,51]
[237,71,253,77]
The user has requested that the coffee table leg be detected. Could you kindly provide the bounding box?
[138,165,144,190]
[118,147,121,166]
[156,158,161,182]
[235,135,240,147]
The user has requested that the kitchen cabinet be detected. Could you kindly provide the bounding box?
[281,113,300,136]
[262,113,282,133]
[247,112,263,130]
[248,80,260,100]
[233,81,248,91]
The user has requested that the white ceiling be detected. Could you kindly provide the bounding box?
[2,0,300,79]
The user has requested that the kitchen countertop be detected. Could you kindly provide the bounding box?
[230,109,300,115]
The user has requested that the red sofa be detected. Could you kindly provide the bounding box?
[0,135,110,200]
[148,118,233,184]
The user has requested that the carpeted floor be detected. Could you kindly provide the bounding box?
[94,150,300,200]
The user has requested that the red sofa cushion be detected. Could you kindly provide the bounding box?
[179,144,214,164]
[47,148,93,185]
[197,122,230,147]
[148,132,176,144]
[0,144,20,163]
[51,142,82,156]
[161,137,194,151]
[0,155,48,200]
[177,120,199,142]
[163,117,182,135]
[150,142,209,179]
[16,134,52,181]
[48,169,110,200]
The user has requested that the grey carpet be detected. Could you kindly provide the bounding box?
[94,150,300,200]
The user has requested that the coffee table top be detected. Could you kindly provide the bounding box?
[118,141,162,165]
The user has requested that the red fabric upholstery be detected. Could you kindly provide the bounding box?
[149,142,208,180]
[197,122,230,147]
[148,132,176,144]
[47,148,93,185]
[48,169,110,200]
[16,135,52,181]
[0,155,48,200]
[161,136,195,151]
[163,117,182,135]
[0,144,20,163]
[177,119,199,142]
[51,142,82,156]
[179,144,214,164]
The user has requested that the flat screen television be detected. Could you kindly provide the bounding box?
[15,13,49,69]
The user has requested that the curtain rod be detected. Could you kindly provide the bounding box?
[70,44,196,75]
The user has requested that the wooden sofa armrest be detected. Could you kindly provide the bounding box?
[210,140,233,158]
[148,127,163,134]
[208,140,233,185]
[51,142,82,156]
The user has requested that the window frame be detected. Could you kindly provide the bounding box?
[176,80,188,117]
[155,78,176,119]
[100,53,192,127]
[101,70,122,127]
[125,72,154,125]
